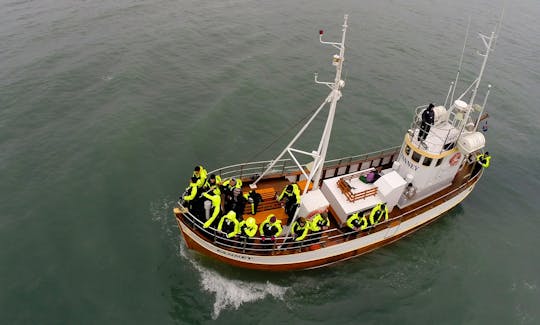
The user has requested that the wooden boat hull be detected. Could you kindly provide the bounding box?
[176,170,480,271]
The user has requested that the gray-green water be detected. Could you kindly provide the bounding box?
[1,0,539,323]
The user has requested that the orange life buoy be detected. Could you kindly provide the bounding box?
[449,152,462,166]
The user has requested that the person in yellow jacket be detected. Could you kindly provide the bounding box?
[193,165,208,189]
[278,184,301,223]
[369,203,388,226]
[309,213,330,244]
[346,212,369,239]
[238,217,257,249]
[202,188,221,229]
[476,151,491,168]
[203,173,222,192]
[218,211,239,239]
[290,217,310,242]
[221,177,242,197]
[259,214,282,244]
[183,177,200,215]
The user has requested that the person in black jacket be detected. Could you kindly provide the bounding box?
[418,103,435,141]
[224,187,247,221]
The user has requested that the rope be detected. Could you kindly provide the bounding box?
[245,105,321,162]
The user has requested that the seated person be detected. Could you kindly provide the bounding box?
[259,214,282,244]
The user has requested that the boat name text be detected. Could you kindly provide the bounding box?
[399,154,419,171]
[216,248,254,261]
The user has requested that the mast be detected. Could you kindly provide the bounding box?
[312,15,348,190]
[250,15,349,191]
[458,30,496,136]
[468,31,495,107]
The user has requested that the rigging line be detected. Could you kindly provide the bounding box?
[245,104,322,163]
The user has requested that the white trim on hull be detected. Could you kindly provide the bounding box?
[180,183,475,269]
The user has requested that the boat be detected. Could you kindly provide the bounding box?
[173,15,496,271]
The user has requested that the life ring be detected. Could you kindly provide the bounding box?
[449,152,462,166]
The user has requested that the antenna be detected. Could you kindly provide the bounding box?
[249,15,349,191]
[493,2,506,50]
[450,16,471,105]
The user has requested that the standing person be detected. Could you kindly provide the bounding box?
[259,214,283,245]
[203,173,222,192]
[193,165,208,189]
[221,177,242,197]
[418,103,435,141]
[346,212,368,239]
[183,177,200,217]
[224,187,247,220]
[202,188,222,229]
[278,184,301,224]
[369,203,388,227]
[476,151,491,168]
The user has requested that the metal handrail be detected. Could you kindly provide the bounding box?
[176,167,482,256]
[207,146,401,183]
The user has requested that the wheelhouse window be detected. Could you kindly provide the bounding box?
[423,157,433,166]
[404,145,411,156]
[436,158,443,166]
[411,151,421,163]
[443,142,456,150]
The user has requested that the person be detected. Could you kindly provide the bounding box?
[203,173,222,192]
[288,217,310,250]
[418,103,435,141]
[309,213,330,245]
[346,212,369,238]
[224,187,247,220]
[183,177,201,216]
[476,151,491,168]
[217,211,240,239]
[369,203,388,226]
[202,188,222,229]
[259,214,283,245]
[244,190,263,215]
[193,165,208,189]
[278,184,301,223]
[238,217,258,249]
[221,177,243,197]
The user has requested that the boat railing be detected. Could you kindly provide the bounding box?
[337,178,378,202]
[209,146,401,183]
[176,169,482,256]
[178,201,400,254]
[409,105,458,154]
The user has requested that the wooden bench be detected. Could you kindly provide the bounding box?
[296,179,313,192]
[243,187,280,215]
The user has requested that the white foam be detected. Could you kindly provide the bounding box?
[178,228,288,319]
[153,196,288,319]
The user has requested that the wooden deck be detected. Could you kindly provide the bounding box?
[174,148,484,270]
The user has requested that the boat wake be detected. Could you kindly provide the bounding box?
[178,240,288,319]
[151,197,289,319]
